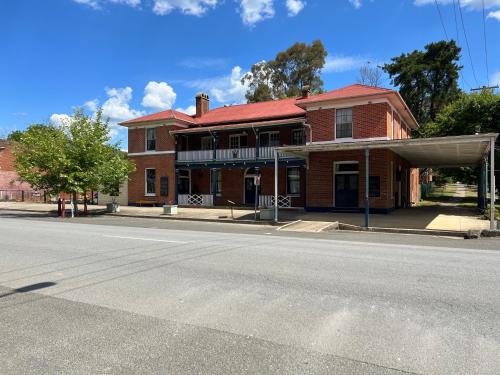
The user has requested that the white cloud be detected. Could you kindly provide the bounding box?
[324,55,365,73]
[184,66,249,104]
[50,113,73,127]
[349,0,362,9]
[141,81,177,111]
[175,105,196,115]
[73,0,141,9]
[286,0,305,16]
[101,87,144,123]
[487,9,500,20]
[239,0,275,26]
[152,0,218,16]
[83,99,99,112]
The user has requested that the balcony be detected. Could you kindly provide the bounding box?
[176,146,294,163]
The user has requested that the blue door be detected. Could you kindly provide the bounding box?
[335,174,358,208]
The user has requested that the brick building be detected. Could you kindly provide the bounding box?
[0,140,40,201]
[120,84,423,213]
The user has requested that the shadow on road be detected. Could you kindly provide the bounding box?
[0,282,57,299]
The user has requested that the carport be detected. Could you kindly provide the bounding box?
[274,133,498,230]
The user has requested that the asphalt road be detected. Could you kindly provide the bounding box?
[0,214,499,374]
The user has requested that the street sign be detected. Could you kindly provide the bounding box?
[254,175,261,186]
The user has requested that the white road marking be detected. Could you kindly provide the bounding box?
[103,235,188,244]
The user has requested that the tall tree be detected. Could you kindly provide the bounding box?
[383,40,462,126]
[424,91,500,186]
[242,40,327,103]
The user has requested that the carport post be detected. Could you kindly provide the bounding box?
[274,149,279,223]
[365,148,370,228]
[491,137,496,230]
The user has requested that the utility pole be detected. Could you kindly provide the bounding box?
[471,85,499,93]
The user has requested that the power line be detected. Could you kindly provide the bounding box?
[434,0,449,40]
[457,0,480,87]
[482,0,490,86]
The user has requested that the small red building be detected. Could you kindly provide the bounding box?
[0,140,41,201]
[120,84,420,212]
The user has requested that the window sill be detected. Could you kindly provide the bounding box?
[144,194,157,197]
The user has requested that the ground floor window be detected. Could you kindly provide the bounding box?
[287,167,301,195]
[178,170,190,194]
[369,176,381,198]
[145,168,156,196]
[210,169,222,195]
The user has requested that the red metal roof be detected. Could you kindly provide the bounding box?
[296,84,393,105]
[120,84,404,127]
[120,109,196,125]
[196,97,305,126]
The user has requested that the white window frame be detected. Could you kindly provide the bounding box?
[145,168,156,196]
[145,128,156,152]
[335,108,353,140]
[260,131,280,147]
[229,134,247,149]
[286,166,301,196]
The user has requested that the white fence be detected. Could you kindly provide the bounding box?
[177,146,296,162]
[216,147,256,161]
[177,150,213,162]
[178,194,214,206]
[258,195,292,208]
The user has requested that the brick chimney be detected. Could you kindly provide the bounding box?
[195,92,210,117]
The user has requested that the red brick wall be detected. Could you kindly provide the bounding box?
[393,113,402,140]
[128,155,176,204]
[0,142,32,190]
[128,126,177,154]
[306,149,399,210]
[307,108,335,142]
[0,141,16,171]
[352,103,389,139]
[307,103,391,142]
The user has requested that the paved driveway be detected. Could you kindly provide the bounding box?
[0,217,499,374]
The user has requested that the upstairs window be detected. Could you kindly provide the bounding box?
[260,132,280,147]
[201,136,213,150]
[146,128,156,151]
[229,134,248,149]
[292,129,306,145]
[336,108,353,139]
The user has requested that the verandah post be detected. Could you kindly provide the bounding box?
[490,137,496,230]
[274,149,278,223]
[365,148,370,228]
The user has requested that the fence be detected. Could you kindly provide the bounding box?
[0,190,45,202]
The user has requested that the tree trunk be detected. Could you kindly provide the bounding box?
[72,192,78,216]
[84,194,88,215]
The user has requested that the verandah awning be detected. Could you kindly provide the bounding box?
[276,133,498,168]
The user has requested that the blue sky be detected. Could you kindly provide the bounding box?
[1,0,499,147]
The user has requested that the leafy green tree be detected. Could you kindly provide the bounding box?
[13,124,73,195]
[384,40,462,127]
[7,130,24,142]
[13,109,135,215]
[242,40,327,102]
[423,91,500,186]
[99,150,134,204]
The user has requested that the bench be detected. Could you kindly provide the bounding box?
[135,200,159,207]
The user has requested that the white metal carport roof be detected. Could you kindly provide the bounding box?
[277,133,498,168]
